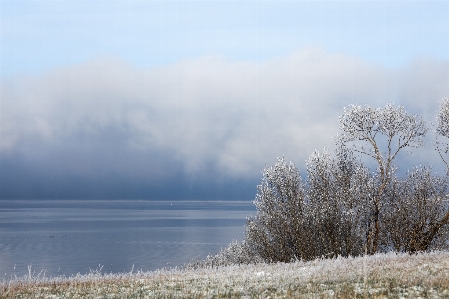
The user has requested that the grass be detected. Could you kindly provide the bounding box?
[2,251,449,298]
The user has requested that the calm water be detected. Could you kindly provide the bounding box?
[0,200,255,278]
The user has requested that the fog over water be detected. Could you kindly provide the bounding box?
[2,54,449,199]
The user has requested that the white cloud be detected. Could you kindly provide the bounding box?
[1,48,449,179]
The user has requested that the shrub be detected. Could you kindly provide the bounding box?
[184,240,262,269]
[245,148,374,262]
[304,145,373,258]
[382,166,449,253]
[245,157,307,262]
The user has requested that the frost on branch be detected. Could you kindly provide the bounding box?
[245,157,307,263]
[337,103,428,254]
[245,151,375,263]
[382,166,449,253]
[305,146,373,258]
[338,103,427,162]
[436,97,449,171]
[437,97,449,138]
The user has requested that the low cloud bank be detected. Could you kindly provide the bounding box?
[1,48,448,199]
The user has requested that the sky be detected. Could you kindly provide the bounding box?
[1,0,449,200]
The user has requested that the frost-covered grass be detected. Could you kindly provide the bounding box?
[2,251,449,298]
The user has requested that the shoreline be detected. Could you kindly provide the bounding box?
[2,251,449,298]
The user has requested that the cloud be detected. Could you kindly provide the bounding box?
[1,48,449,198]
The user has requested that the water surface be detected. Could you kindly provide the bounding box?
[0,200,255,278]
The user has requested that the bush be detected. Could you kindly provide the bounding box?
[245,157,307,263]
[184,240,262,269]
[245,149,373,262]
[304,146,373,258]
[382,166,449,253]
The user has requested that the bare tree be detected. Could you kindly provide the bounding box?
[337,103,428,254]
[436,97,449,172]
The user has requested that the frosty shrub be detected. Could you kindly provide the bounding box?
[304,145,373,258]
[382,166,449,253]
[245,157,307,262]
[184,240,262,269]
[245,149,375,262]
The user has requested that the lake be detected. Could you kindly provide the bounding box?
[0,200,255,278]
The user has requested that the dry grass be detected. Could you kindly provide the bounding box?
[2,251,449,298]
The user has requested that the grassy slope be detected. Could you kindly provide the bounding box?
[2,251,449,298]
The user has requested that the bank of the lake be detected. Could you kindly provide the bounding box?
[2,251,449,298]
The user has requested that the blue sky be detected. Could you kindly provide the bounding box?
[2,1,449,75]
[1,1,449,199]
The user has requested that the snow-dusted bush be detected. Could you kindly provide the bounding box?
[382,166,449,253]
[184,240,262,269]
[245,147,375,263]
[304,145,373,258]
[245,157,307,262]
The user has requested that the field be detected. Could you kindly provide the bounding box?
[2,251,449,298]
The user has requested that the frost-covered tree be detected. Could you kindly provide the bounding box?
[245,157,307,262]
[436,97,449,172]
[337,103,428,254]
[246,149,375,263]
[305,145,373,258]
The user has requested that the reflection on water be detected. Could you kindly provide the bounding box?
[0,200,255,277]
